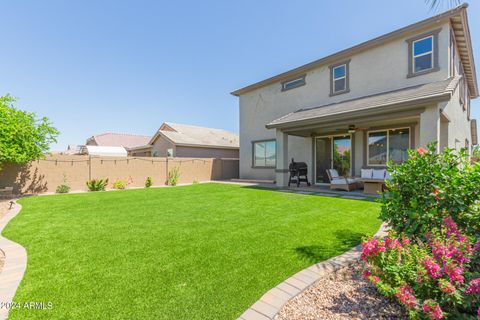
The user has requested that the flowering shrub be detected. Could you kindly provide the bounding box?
[362,218,480,319]
[380,143,480,239]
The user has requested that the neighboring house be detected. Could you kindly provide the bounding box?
[63,144,83,155]
[81,145,128,157]
[231,4,478,187]
[128,122,239,158]
[86,132,151,149]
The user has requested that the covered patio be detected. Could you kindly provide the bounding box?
[266,78,459,188]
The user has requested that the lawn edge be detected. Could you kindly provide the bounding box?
[238,222,388,320]
[0,201,27,320]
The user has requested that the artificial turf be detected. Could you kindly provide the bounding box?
[3,183,381,319]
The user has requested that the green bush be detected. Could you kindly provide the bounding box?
[55,184,70,194]
[167,167,180,186]
[86,178,108,191]
[112,179,127,190]
[145,176,153,188]
[56,173,70,194]
[381,143,480,240]
[363,143,480,319]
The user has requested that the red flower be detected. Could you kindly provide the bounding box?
[362,270,372,279]
[417,147,427,155]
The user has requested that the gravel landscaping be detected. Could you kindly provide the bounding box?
[275,263,407,320]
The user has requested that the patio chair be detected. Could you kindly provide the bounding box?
[326,169,357,192]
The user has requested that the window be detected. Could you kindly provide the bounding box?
[281,75,306,91]
[450,30,456,77]
[368,128,410,166]
[329,60,350,96]
[253,140,276,167]
[413,36,433,72]
[406,29,440,77]
[166,148,174,157]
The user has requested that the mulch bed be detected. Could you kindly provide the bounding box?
[275,263,407,320]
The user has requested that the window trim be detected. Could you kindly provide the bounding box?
[366,127,411,167]
[329,59,350,96]
[251,139,276,168]
[281,74,306,92]
[406,28,441,78]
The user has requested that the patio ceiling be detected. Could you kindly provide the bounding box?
[266,77,459,136]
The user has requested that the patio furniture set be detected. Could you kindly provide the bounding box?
[287,159,389,194]
[326,168,391,194]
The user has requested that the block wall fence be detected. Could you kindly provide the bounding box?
[0,155,239,194]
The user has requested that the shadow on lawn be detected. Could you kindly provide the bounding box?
[294,230,365,264]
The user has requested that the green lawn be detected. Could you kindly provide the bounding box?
[4,183,381,319]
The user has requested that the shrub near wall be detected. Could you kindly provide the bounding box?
[362,144,480,319]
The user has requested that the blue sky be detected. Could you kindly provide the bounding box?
[1,0,479,151]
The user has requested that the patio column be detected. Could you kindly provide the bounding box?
[419,105,440,151]
[275,129,289,187]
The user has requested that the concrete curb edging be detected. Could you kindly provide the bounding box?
[0,202,27,320]
[238,223,389,320]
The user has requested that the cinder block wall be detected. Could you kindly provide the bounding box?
[0,155,239,194]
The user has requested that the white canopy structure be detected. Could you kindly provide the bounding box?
[81,146,128,157]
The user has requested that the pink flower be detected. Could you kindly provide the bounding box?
[442,217,459,238]
[466,278,480,295]
[361,238,383,260]
[423,258,442,279]
[477,306,480,319]
[422,300,444,319]
[396,284,417,309]
[417,147,427,155]
[385,237,402,250]
[401,237,411,246]
[444,266,464,284]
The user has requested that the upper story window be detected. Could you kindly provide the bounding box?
[329,60,350,96]
[406,28,441,78]
[413,36,434,72]
[281,75,306,91]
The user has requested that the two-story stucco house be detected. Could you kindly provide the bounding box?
[231,4,478,187]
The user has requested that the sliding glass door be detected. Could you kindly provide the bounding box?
[315,135,352,184]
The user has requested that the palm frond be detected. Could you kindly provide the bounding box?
[425,0,462,11]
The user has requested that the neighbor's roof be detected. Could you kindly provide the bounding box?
[81,146,128,157]
[266,76,460,129]
[231,4,478,98]
[148,122,239,149]
[86,132,151,149]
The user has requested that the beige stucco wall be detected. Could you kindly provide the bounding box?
[238,23,451,180]
[441,82,472,151]
[151,135,175,157]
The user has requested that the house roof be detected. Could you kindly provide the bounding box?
[231,4,478,98]
[266,76,460,129]
[147,122,239,149]
[86,133,151,149]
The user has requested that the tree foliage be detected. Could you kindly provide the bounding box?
[0,94,59,165]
